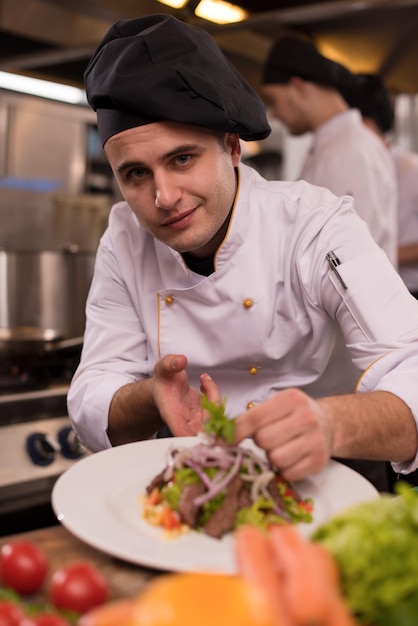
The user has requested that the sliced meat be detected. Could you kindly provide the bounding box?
[203,476,246,539]
[146,467,168,494]
[238,483,252,509]
[177,481,206,527]
[267,478,287,509]
[268,479,292,521]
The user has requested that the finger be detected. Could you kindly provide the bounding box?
[279,451,327,482]
[154,354,188,379]
[234,410,263,444]
[200,373,222,404]
[267,432,329,481]
[234,402,284,444]
[234,388,313,444]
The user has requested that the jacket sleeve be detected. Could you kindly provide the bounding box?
[313,232,418,474]
[68,216,151,452]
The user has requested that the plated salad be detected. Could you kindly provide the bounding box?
[142,397,313,539]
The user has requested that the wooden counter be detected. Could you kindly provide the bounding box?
[1,524,161,602]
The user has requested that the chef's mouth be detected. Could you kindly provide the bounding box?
[162,207,197,228]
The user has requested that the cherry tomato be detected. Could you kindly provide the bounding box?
[0,601,26,626]
[0,542,48,595]
[20,615,70,626]
[49,562,109,614]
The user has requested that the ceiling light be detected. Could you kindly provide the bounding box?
[157,0,189,7]
[0,71,87,105]
[195,0,248,24]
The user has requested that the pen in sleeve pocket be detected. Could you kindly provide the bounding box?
[326,251,348,289]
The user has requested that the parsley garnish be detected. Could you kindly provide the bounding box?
[201,394,235,444]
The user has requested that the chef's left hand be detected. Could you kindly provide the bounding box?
[152,354,221,436]
[234,388,333,481]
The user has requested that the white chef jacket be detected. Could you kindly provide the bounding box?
[391,145,418,293]
[68,163,418,474]
[301,109,398,267]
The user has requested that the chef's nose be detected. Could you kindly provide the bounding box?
[154,173,182,210]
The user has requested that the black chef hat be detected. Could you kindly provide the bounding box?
[84,14,271,145]
[263,34,353,90]
[339,73,395,134]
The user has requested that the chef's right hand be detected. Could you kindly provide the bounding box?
[234,387,332,482]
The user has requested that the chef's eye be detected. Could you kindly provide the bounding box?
[126,166,147,180]
[174,154,192,166]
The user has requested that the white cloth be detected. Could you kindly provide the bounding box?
[391,145,418,292]
[300,109,398,267]
[68,164,418,474]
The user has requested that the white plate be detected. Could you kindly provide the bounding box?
[52,437,379,574]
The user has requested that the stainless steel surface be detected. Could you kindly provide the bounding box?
[0,91,98,194]
[0,383,70,426]
[0,249,94,358]
[6,97,90,194]
[0,329,84,358]
[0,384,70,407]
[0,90,117,197]
[0,180,96,519]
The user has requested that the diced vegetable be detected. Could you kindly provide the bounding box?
[159,507,182,532]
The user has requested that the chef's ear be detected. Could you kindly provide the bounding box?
[289,75,310,94]
[225,132,241,165]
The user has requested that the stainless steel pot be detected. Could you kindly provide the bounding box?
[0,249,95,359]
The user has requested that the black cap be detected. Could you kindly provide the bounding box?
[84,14,271,145]
[263,34,353,90]
[339,73,394,134]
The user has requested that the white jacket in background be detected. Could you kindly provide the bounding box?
[301,109,398,267]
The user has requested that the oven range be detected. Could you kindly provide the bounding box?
[0,352,89,535]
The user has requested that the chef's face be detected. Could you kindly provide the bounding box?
[105,122,241,259]
[263,82,310,136]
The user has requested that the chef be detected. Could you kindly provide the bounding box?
[339,72,418,301]
[68,14,418,492]
[262,34,398,268]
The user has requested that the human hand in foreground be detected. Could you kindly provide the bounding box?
[234,388,333,482]
[152,354,221,437]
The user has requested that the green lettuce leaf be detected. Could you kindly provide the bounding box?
[312,483,418,624]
